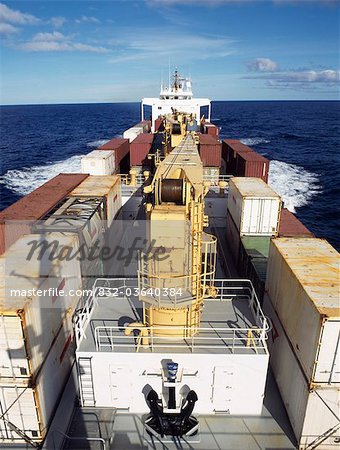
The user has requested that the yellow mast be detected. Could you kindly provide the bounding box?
[137,132,217,338]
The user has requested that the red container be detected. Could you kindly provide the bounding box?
[130,133,154,166]
[222,140,254,174]
[0,173,88,255]
[199,134,221,167]
[98,138,130,171]
[235,151,269,182]
[204,123,219,137]
[279,208,314,237]
[154,118,164,132]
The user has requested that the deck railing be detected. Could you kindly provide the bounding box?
[94,323,267,354]
[73,278,268,353]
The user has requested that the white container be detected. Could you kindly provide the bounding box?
[0,233,82,376]
[81,150,115,175]
[123,126,143,142]
[0,318,75,444]
[37,196,104,250]
[227,177,281,236]
[266,238,340,384]
[70,175,121,227]
[263,294,340,449]
[0,385,41,442]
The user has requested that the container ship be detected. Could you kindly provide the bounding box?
[0,70,339,450]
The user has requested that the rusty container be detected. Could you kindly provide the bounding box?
[130,133,154,166]
[204,122,219,137]
[222,140,254,174]
[0,174,88,255]
[278,208,314,237]
[98,138,130,172]
[199,134,221,167]
[235,151,269,182]
[154,117,164,132]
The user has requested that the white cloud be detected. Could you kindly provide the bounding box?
[0,3,40,24]
[75,16,100,24]
[244,68,340,91]
[50,16,67,28]
[18,32,109,53]
[32,31,68,42]
[0,22,18,35]
[247,58,279,72]
[108,28,236,64]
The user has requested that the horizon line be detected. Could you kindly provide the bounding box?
[1,99,339,107]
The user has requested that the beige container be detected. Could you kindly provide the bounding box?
[0,233,82,377]
[0,317,75,444]
[123,126,144,142]
[263,294,340,449]
[81,150,115,175]
[228,177,281,236]
[70,175,122,227]
[266,237,340,384]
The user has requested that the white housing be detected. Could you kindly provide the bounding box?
[227,177,281,236]
[81,150,115,176]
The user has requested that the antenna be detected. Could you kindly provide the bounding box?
[168,57,170,89]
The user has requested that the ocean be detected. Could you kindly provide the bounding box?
[0,101,339,250]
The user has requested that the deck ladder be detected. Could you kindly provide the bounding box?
[78,357,96,407]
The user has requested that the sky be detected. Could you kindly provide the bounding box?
[0,0,339,104]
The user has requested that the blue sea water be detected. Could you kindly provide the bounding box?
[0,101,339,250]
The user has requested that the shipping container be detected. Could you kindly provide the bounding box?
[266,237,340,384]
[227,178,281,236]
[70,175,121,227]
[279,208,314,237]
[123,126,144,142]
[236,151,269,182]
[81,150,115,175]
[222,140,254,174]
[226,211,241,265]
[0,313,75,444]
[130,133,154,166]
[154,117,164,132]
[0,174,88,255]
[199,134,221,167]
[97,137,130,172]
[0,233,82,378]
[203,122,219,137]
[33,196,105,284]
[263,294,340,449]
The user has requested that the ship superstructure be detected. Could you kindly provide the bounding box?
[142,69,211,132]
[0,70,339,450]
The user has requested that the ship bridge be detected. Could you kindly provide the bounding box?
[142,70,211,131]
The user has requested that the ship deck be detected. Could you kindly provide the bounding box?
[43,189,297,450]
[77,292,266,355]
[43,366,296,450]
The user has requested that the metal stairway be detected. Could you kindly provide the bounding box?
[78,357,96,407]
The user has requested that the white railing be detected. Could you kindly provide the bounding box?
[203,174,233,186]
[94,324,267,354]
[73,277,268,354]
[73,291,97,347]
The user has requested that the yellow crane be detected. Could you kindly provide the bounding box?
[130,133,217,341]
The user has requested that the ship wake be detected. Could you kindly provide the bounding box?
[269,160,321,212]
[0,155,83,196]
